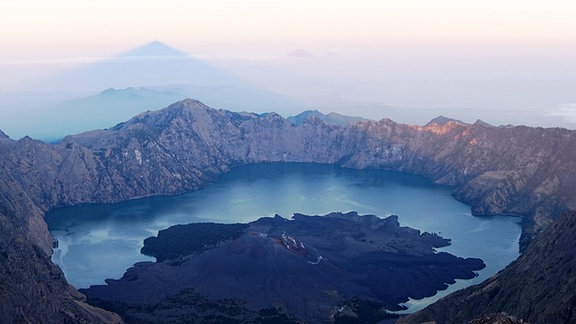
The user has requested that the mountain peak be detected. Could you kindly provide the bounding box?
[119,41,188,58]
[425,115,465,126]
[177,98,210,109]
[288,110,368,126]
[161,98,211,117]
[474,119,494,127]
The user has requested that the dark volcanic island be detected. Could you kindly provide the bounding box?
[81,211,485,323]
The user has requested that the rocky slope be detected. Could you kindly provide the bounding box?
[1,98,576,320]
[62,100,576,245]
[0,161,121,322]
[82,212,484,322]
[7,99,576,232]
[400,211,576,323]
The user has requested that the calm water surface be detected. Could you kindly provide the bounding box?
[46,163,521,311]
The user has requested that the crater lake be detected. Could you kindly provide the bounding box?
[45,163,522,311]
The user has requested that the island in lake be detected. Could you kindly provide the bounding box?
[81,211,485,323]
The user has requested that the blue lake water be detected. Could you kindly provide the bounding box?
[45,163,522,312]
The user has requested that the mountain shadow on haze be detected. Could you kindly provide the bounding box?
[3,42,305,141]
[32,41,243,92]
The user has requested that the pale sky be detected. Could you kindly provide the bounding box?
[2,0,576,60]
[1,0,576,130]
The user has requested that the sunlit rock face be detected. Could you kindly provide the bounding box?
[1,98,576,320]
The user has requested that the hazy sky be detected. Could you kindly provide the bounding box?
[1,0,576,128]
[2,0,576,59]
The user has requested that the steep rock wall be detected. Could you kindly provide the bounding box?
[400,211,576,323]
[1,99,576,320]
[0,161,121,323]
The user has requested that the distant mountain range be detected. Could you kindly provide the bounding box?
[0,43,291,140]
[425,115,466,126]
[287,109,369,126]
[6,86,303,141]
[2,41,575,142]
[0,42,315,141]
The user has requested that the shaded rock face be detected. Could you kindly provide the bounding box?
[0,98,575,320]
[469,313,526,324]
[400,211,576,324]
[0,164,121,323]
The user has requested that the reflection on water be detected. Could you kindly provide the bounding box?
[45,163,522,311]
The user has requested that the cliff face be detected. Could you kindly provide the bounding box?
[0,162,121,323]
[7,100,576,228]
[1,99,575,320]
[400,211,576,324]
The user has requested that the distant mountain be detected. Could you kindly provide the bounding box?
[473,119,495,127]
[287,109,369,126]
[30,41,242,92]
[48,87,185,135]
[4,87,185,142]
[156,84,303,113]
[425,115,466,126]
[5,85,302,141]
[0,41,310,141]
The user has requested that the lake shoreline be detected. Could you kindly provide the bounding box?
[46,163,521,311]
[81,212,486,322]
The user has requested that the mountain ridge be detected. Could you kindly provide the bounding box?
[287,109,369,126]
[1,99,575,321]
[425,115,466,126]
[3,86,303,141]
